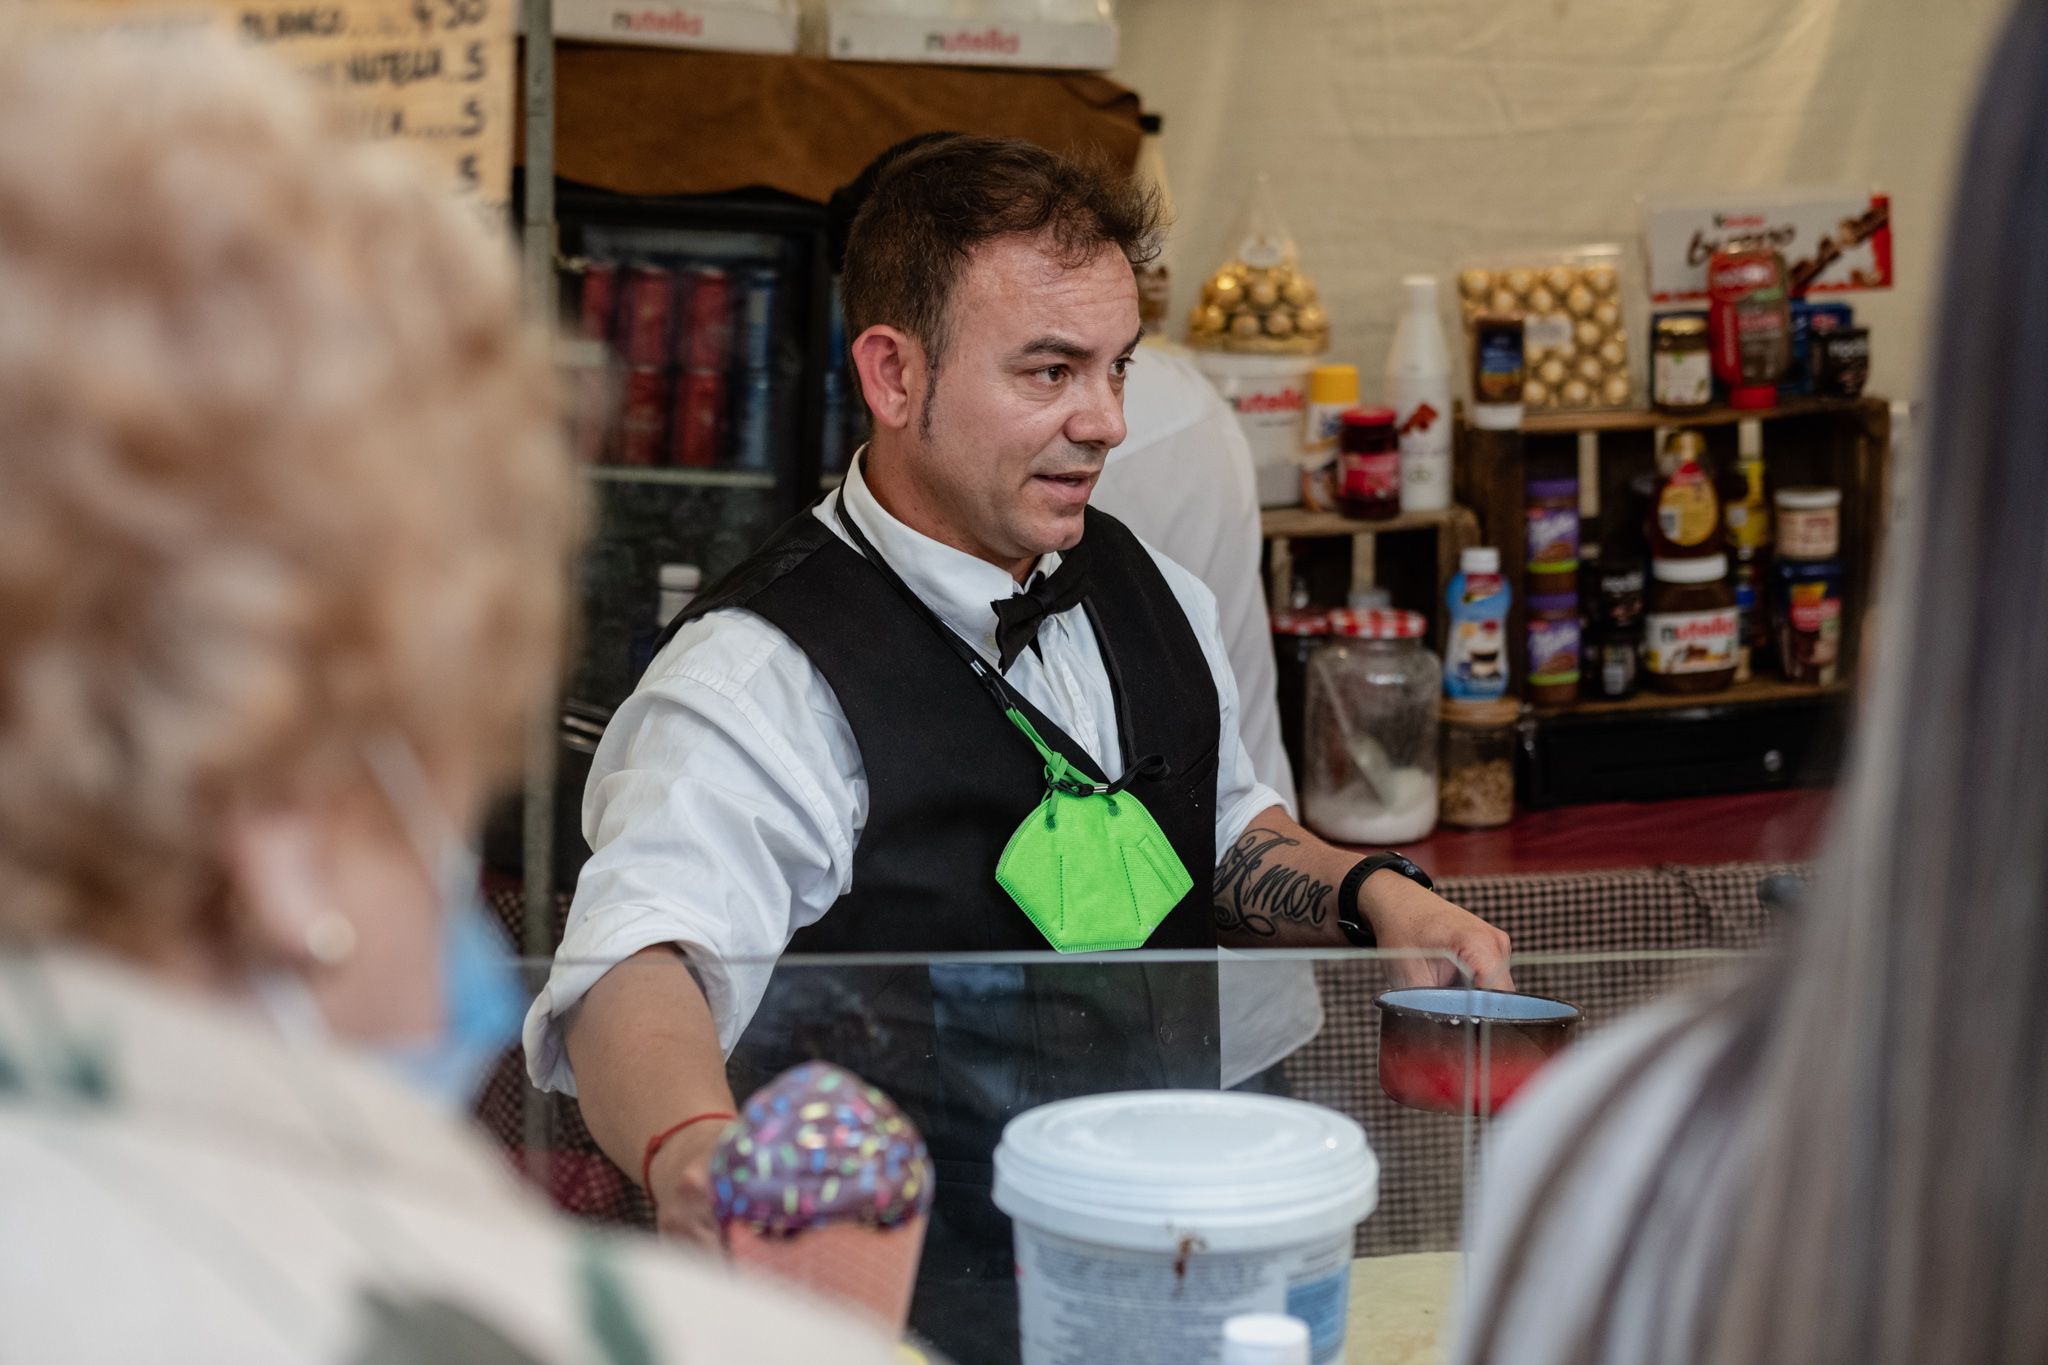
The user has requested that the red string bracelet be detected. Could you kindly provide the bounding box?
[640,1111,737,1196]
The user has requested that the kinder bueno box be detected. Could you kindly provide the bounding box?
[826,9,1117,69]
[1641,187,1892,303]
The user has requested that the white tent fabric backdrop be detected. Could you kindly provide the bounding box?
[1114,0,2007,405]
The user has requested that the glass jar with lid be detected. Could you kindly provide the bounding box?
[1439,698,1520,829]
[1652,313,1712,411]
[1302,609,1441,844]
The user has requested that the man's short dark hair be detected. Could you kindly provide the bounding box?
[839,135,1161,378]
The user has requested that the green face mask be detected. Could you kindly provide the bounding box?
[993,708,1193,953]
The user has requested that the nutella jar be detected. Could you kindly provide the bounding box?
[1644,554,1738,694]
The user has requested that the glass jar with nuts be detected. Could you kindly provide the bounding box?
[1439,698,1522,830]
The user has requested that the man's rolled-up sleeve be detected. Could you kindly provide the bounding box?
[521,613,863,1095]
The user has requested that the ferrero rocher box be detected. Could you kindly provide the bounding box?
[1186,173,1327,356]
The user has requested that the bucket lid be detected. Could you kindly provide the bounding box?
[1442,697,1522,727]
[1775,485,1841,510]
[1308,364,1359,403]
[1652,554,1729,583]
[1223,1314,1311,1365]
[993,1091,1378,1255]
[1330,607,1428,640]
[1270,609,1330,637]
[1341,405,1397,428]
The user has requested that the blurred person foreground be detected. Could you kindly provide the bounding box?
[0,28,906,1365]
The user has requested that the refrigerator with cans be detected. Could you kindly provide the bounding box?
[551,189,840,713]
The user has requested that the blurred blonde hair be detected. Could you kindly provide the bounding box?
[0,32,582,950]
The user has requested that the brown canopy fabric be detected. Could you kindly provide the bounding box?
[521,45,1144,202]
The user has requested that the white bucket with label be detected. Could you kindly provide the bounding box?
[993,1091,1378,1365]
[1192,350,1319,508]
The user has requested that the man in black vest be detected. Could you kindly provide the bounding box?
[526,136,1511,1362]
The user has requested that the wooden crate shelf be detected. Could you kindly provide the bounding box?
[1534,678,1850,720]
[1519,396,1871,436]
[1259,505,1470,540]
[1457,397,1889,712]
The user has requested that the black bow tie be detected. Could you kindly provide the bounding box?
[991,545,1091,673]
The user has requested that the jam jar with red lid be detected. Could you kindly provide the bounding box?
[1338,407,1402,521]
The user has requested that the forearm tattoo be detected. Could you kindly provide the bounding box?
[1212,827,1335,938]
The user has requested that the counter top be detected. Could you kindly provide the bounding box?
[1349,1252,1459,1365]
[1381,788,1831,878]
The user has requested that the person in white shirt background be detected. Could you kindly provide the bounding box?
[527,134,1510,1363]
[0,32,904,1365]
[1099,333,1326,1090]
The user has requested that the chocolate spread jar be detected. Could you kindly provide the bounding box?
[1644,554,1738,694]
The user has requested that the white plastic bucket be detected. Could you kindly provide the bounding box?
[993,1091,1378,1365]
[1192,351,1318,508]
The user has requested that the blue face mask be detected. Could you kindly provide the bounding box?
[361,739,527,1112]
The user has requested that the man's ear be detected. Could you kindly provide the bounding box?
[849,324,926,433]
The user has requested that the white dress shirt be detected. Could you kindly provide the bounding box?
[525,453,1286,1096]
[1096,343,1324,1086]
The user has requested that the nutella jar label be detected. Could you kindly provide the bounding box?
[1645,608,1739,675]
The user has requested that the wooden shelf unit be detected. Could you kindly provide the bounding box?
[1457,396,1890,716]
[1535,677,1850,719]
[1258,503,1481,655]
[1518,396,1870,436]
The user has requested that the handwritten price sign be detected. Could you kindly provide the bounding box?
[34,0,514,217]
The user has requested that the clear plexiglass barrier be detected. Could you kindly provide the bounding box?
[467,944,1765,1365]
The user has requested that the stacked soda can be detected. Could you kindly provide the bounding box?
[731,266,778,471]
[671,266,732,467]
[617,264,675,467]
[571,262,619,465]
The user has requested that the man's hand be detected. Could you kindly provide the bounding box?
[1361,868,1514,990]
[645,1118,727,1251]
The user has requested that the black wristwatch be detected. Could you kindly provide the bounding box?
[1337,852,1435,948]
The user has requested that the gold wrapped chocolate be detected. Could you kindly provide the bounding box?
[1456,249,1632,410]
[1186,172,1328,355]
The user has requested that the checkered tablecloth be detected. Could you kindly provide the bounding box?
[1286,862,1791,1256]
[477,862,1794,1248]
